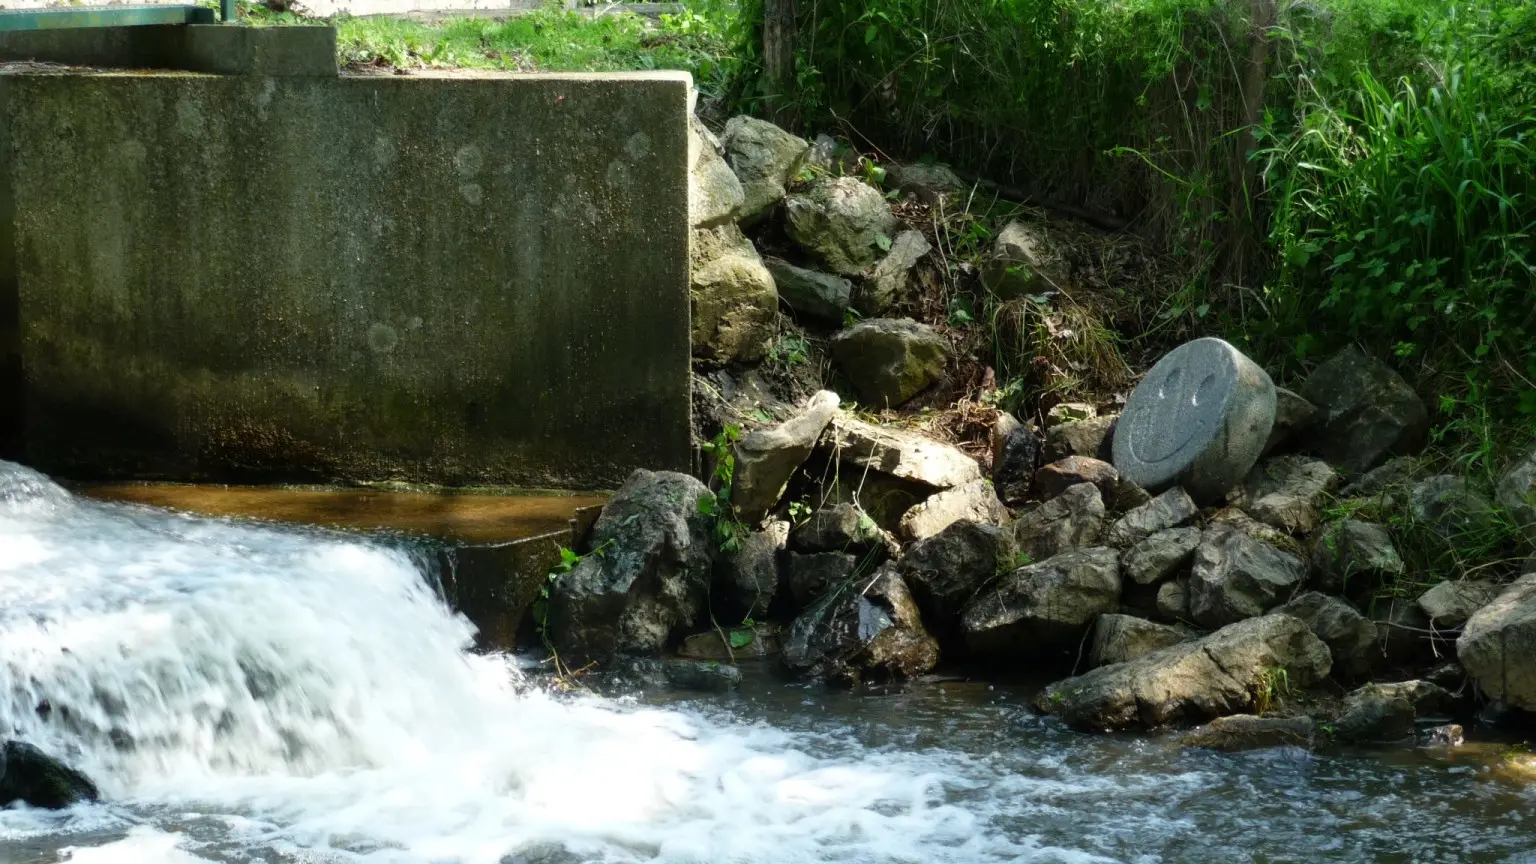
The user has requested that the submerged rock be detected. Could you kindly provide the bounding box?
[829,318,946,408]
[782,565,939,683]
[1188,527,1308,629]
[689,222,777,364]
[1180,715,1315,752]
[1299,346,1428,474]
[721,115,808,224]
[961,547,1120,657]
[1012,483,1106,561]
[663,660,744,692]
[784,176,900,276]
[0,741,99,809]
[733,390,841,523]
[678,624,781,662]
[1333,680,1454,744]
[1458,575,1536,711]
[898,478,1007,542]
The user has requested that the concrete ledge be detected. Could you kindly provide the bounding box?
[0,24,337,77]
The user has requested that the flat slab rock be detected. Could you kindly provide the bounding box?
[898,478,1007,542]
[1113,337,1275,503]
[819,414,982,491]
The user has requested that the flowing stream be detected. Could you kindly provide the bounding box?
[1,459,1534,864]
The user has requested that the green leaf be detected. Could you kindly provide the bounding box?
[864,24,877,44]
[875,233,893,252]
[697,493,718,516]
[559,546,581,566]
[728,629,755,649]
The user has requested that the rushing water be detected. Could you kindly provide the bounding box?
[2,460,1535,864]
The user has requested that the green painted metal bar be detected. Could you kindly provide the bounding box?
[221,0,235,22]
[0,5,215,32]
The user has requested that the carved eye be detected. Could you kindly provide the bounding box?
[1159,368,1183,401]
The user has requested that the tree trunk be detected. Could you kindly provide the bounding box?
[1223,0,1277,284]
[763,0,797,125]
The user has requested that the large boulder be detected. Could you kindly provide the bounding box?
[1113,337,1275,504]
[764,258,851,324]
[1122,526,1202,586]
[1496,447,1536,549]
[1188,527,1308,628]
[720,115,808,224]
[782,566,939,683]
[784,177,900,276]
[688,116,744,229]
[818,414,982,491]
[900,520,1016,634]
[1012,483,1106,561]
[549,471,715,661]
[732,390,841,523]
[1237,455,1339,534]
[1089,614,1193,668]
[0,741,99,809]
[829,318,946,408]
[786,551,857,607]
[714,521,787,620]
[1036,614,1331,730]
[1035,456,1118,502]
[1309,518,1404,598]
[961,547,1120,657]
[1333,680,1454,743]
[1298,346,1428,473]
[898,478,1007,542]
[859,230,932,314]
[1276,591,1377,680]
[991,413,1041,507]
[1104,487,1198,548]
[689,223,776,363]
[1179,715,1315,752]
[1417,579,1502,630]
[1043,414,1117,462]
[1458,575,1536,711]
[979,221,1069,299]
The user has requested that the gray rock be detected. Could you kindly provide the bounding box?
[1112,478,1154,512]
[1123,525,1202,586]
[1044,414,1118,462]
[663,660,743,692]
[782,565,939,683]
[799,133,842,174]
[1370,599,1437,668]
[688,116,744,229]
[502,842,584,864]
[1180,715,1315,752]
[1113,337,1276,504]
[1410,474,1499,540]
[1104,487,1198,548]
[0,741,99,809]
[1188,527,1308,628]
[1299,345,1429,473]
[1497,447,1536,549]
[790,503,886,556]
[733,390,841,523]
[715,520,787,620]
[1418,579,1502,629]
[1046,402,1097,426]
[1012,483,1106,561]
[1263,387,1319,454]
[859,230,932,314]
[787,551,857,606]
[1309,518,1404,597]
[764,258,851,324]
[1035,456,1118,502]
[1340,456,1424,498]
[689,223,777,363]
[1276,591,1377,680]
[784,177,900,276]
[1156,577,1191,622]
[962,547,1121,656]
[991,413,1041,507]
[1334,680,1453,743]
[1424,723,1465,747]
[818,414,982,491]
[1458,574,1536,710]
[980,221,1069,299]
[678,624,781,662]
[1207,506,1304,556]
[721,115,808,224]
[899,478,1007,542]
[900,520,1016,632]
[887,162,967,199]
[829,318,946,408]
[1036,614,1332,731]
[1089,614,1192,668]
[1238,455,1340,534]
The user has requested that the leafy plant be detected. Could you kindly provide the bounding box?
[1254,666,1291,717]
[698,424,751,552]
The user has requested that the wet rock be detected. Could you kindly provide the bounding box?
[721,115,808,224]
[714,521,787,620]
[782,565,939,683]
[1046,402,1097,426]
[1309,518,1404,598]
[787,551,857,606]
[1458,574,1536,711]
[900,520,1015,632]
[663,660,744,692]
[1180,715,1315,752]
[1276,591,1376,680]
[1340,456,1424,499]
[991,413,1041,507]
[1113,337,1276,504]
[961,547,1120,657]
[1089,614,1192,668]
[689,223,776,363]
[1188,527,1308,629]
[679,624,781,661]
[1237,456,1339,534]
[1156,577,1191,622]
[764,258,851,324]
[859,230,932,314]
[980,220,1069,299]
[1262,387,1319,455]
[828,318,946,408]
[1333,680,1453,743]
[0,741,99,809]
[784,176,900,276]
[1424,723,1465,747]
[818,414,982,491]
[1012,483,1106,561]
[1035,456,1118,502]
[1104,487,1198,548]
[1043,414,1117,462]
[1497,446,1536,549]
[549,470,714,661]
[1122,526,1202,586]
[790,503,886,557]
[1036,614,1331,731]
[502,843,585,864]
[688,116,744,229]
[1299,346,1429,474]
[1418,579,1502,630]
[899,478,1007,542]
[887,162,967,199]
[1409,475,1499,540]
[733,390,841,523]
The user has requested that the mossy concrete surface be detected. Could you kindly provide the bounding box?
[3,69,692,489]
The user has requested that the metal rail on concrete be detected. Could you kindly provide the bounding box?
[0,1,235,31]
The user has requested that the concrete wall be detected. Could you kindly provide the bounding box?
[0,65,692,489]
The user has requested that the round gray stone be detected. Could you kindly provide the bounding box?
[1113,337,1275,503]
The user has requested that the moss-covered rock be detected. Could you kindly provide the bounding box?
[784,177,899,276]
[690,223,777,364]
